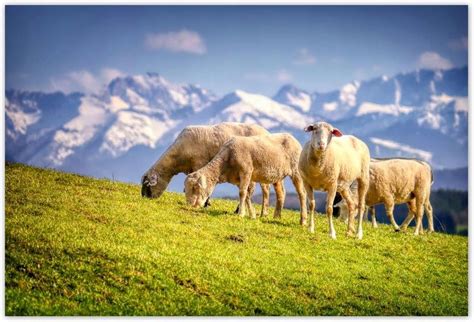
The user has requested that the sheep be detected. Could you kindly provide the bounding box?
[298,121,370,239]
[141,122,279,216]
[184,133,307,224]
[333,157,434,235]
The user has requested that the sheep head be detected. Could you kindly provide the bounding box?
[304,121,343,152]
[184,172,213,208]
[141,170,168,198]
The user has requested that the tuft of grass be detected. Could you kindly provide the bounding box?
[5,162,468,316]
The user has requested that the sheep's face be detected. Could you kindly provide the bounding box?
[184,173,212,208]
[304,122,343,152]
[141,171,166,198]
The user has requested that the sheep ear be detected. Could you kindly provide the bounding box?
[304,124,315,132]
[198,176,207,189]
[332,128,343,137]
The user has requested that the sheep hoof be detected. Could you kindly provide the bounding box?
[345,231,354,238]
[309,227,315,234]
[300,219,307,226]
[330,233,337,240]
[394,228,401,232]
[357,232,363,240]
[372,224,378,229]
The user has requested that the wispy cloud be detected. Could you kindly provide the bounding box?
[293,48,316,65]
[50,68,125,94]
[417,51,453,70]
[448,37,468,51]
[145,29,206,54]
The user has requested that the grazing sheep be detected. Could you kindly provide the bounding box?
[333,158,434,235]
[184,133,307,224]
[299,121,370,239]
[141,122,277,216]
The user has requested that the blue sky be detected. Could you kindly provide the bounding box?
[6,5,468,96]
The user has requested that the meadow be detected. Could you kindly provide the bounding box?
[5,163,468,316]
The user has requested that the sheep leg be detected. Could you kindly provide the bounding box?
[237,174,251,218]
[339,187,356,238]
[370,206,378,228]
[414,197,425,236]
[356,179,369,240]
[326,186,338,240]
[273,181,285,219]
[260,184,270,217]
[246,182,257,219]
[291,175,308,226]
[426,200,434,233]
[400,200,416,232]
[384,200,400,232]
[304,182,316,234]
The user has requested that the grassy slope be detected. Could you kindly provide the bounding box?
[5,163,468,316]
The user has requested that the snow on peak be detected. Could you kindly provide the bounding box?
[370,137,432,162]
[5,99,41,137]
[211,90,311,129]
[108,96,129,112]
[339,81,360,107]
[418,94,468,131]
[323,101,338,112]
[273,85,312,112]
[356,102,413,117]
[49,96,110,165]
[455,97,468,113]
[100,111,177,157]
[107,72,215,114]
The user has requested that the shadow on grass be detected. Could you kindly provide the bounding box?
[206,209,232,217]
[261,218,294,227]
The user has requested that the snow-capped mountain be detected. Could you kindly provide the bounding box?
[273,85,312,113]
[6,66,468,190]
[273,66,468,168]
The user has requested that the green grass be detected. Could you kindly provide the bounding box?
[5,162,468,316]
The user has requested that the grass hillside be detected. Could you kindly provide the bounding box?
[5,163,468,316]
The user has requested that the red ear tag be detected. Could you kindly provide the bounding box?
[332,128,343,137]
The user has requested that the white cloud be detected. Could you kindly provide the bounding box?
[145,29,206,54]
[50,68,125,94]
[293,48,316,65]
[448,37,468,51]
[417,51,453,70]
[276,70,293,83]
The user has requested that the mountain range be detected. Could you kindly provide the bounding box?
[6,66,468,193]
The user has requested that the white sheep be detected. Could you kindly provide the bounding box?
[334,158,434,235]
[141,122,279,216]
[184,133,308,224]
[299,121,370,239]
